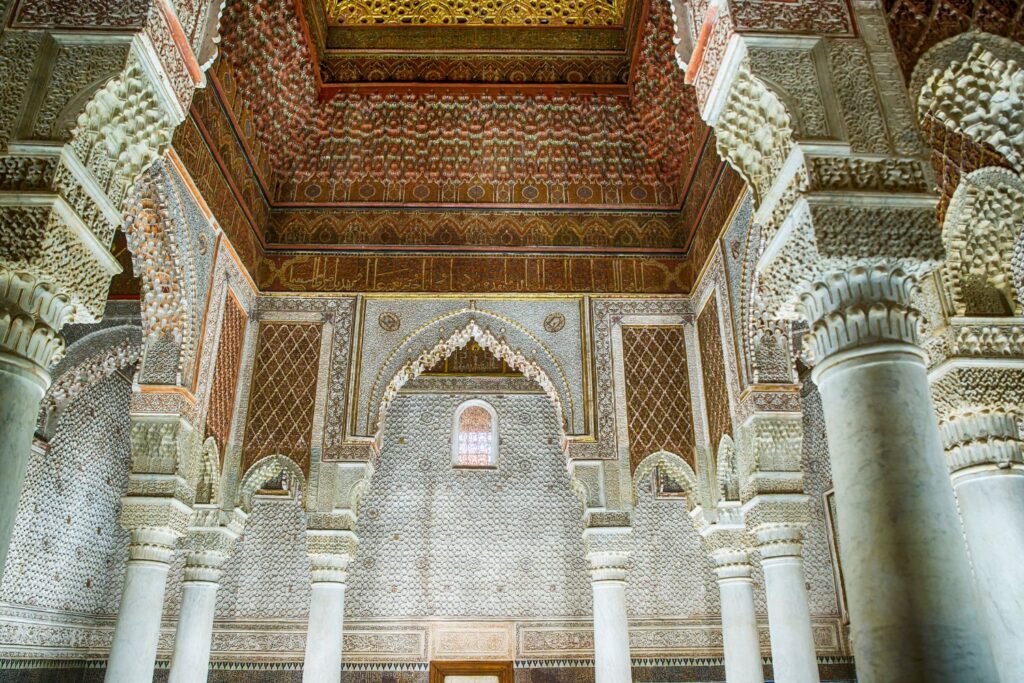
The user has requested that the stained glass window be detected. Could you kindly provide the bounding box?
[453,401,497,467]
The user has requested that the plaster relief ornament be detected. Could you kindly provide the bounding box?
[544,312,566,333]
[378,311,401,332]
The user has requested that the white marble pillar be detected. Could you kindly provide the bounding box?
[168,542,235,683]
[756,528,818,683]
[0,352,49,576]
[943,409,1024,683]
[712,550,764,683]
[105,528,178,683]
[302,530,356,683]
[585,527,633,683]
[304,580,346,683]
[807,264,998,682]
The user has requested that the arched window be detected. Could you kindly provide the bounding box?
[452,400,498,468]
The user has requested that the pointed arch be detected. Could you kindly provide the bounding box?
[238,454,306,513]
[372,317,569,442]
[942,167,1024,316]
[37,325,143,440]
[632,450,701,504]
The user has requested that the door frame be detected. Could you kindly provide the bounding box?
[429,660,514,683]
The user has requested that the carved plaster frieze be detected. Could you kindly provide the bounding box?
[122,179,190,346]
[237,454,306,513]
[375,318,566,442]
[713,59,795,205]
[632,450,701,509]
[128,413,197,477]
[0,202,122,367]
[568,459,606,513]
[0,22,201,373]
[736,411,804,500]
[929,365,1024,420]
[694,26,941,345]
[927,320,1024,368]
[919,43,1024,172]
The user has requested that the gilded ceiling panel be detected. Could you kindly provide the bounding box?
[322,0,625,26]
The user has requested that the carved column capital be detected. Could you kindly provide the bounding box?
[711,548,755,581]
[753,524,806,561]
[305,529,358,584]
[941,408,1024,474]
[799,262,923,363]
[119,495,191,565]
[583,526,633,583]
[743,493,810,559]
[126,526,180,565]
[181,544,232,583]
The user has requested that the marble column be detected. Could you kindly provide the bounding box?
[585,527,633,683]
[105,528,178,683]
[807,264,998,682]
[712,550,764,683]
[756,527,818,683]
[0,274,71,576]
[302,530,357,683]
[168,540,235,683]
[0,351,48,574]
[942,409,1024,683]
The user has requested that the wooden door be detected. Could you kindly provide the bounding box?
[429,660,513,683]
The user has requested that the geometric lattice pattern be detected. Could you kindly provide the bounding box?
[697,294,731,456]
[324,0,624,26]
[621,325,695,472]
[205,293,248,459]
[241,322,323,477]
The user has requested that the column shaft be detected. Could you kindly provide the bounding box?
[167,580,219,683]
[759,540,818,683]
[104,559,172,683]
[0,354,48,575]
[715,559,764,683]
[814,346,997,681]
[591,576,631,683]
[954,466,1024,682]
[302,581,346,683]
